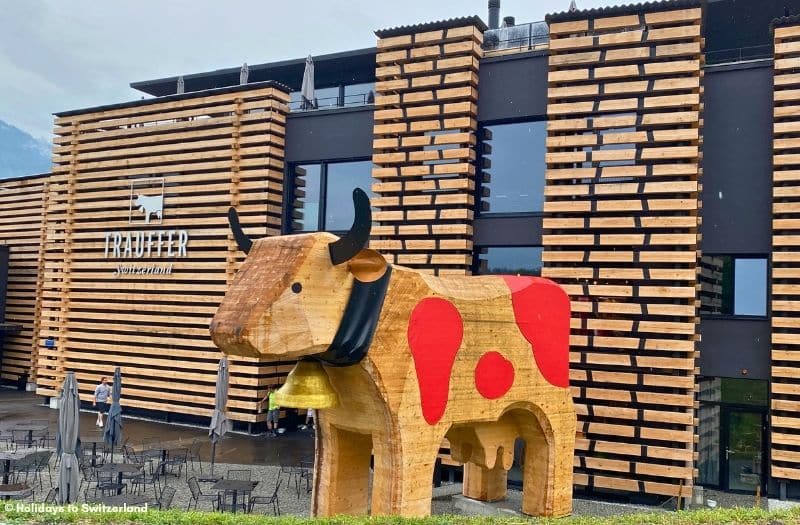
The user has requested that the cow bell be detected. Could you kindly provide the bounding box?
[274,360,339,409]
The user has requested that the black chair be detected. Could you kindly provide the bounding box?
[249,476,281,515]
[221,469,253,512]
[22,450,53,489]
[295,460,313,498]
[186,476,218,511]
[226,469,251,481]
[164,448,188,478]
[94,470,125,497]
[187,438,203,474]
[43,486,58,504]
[0,431,14,450]
[30,420,49,447]
[154,485,176,510]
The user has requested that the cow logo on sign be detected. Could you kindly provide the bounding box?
[129,178,165,225]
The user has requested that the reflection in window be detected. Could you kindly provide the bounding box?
[480,121,546,214]
[291,160,373,232]
[293,164,321,232]
[325,161,373,231]
[313,86,341,108]
[344,83,375,106]
[699,256,768,316]
[476,247,543,276]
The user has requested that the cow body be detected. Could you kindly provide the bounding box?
[133,195,163,224]
[211,201,575,518]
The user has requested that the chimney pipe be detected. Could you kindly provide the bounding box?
[488,0,500,30]
[502,16,515,27]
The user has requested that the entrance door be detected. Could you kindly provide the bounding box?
[723,409,765,492]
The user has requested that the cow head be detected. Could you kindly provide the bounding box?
[210,189,388,361]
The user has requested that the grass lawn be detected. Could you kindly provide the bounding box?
[1,507,800,525]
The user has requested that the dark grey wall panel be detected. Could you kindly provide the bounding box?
[285,107,374,163]
[478,53,548,123]
[473,215,542,246]
[699,318,771,380]
[701,64,772,254]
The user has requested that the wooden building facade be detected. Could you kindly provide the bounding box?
[2,0,799,501]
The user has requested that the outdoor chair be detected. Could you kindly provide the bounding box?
[154,485,176,510]
[248,476,281,515]
[129,462,162,497]
[30,420,49,447]
[78,462,96,494]
[221,469,253,512]
[164,448,188,478]
[9,453,38,485]
[43,486,58,504]
[226,469,251,480]
[186,476,218,511]
[20,450,53,489]
[187,438,203,473]
[94,470,125,498]
[0,431,13,450]
[295,460,313,498]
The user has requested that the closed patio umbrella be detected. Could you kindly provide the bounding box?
[209,357,231,475]
[301,55,315,109]
[103,367,123,463]
[56,372,80,504]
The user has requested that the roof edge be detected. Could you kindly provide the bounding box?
[54,80,291,118]
[772,14,800,30]
[375,15,487,38]
[546,0,701,24]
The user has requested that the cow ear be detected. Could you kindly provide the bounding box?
[348,249,388,283]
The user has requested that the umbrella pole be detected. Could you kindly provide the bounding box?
[211,441,216,475]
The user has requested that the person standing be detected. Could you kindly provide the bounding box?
[260,386,281,437]
[93,377,111,428]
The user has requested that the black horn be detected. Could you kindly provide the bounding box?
[228,207,253,253]
[329,188,371,265]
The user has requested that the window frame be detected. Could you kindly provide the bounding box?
[285,157,373,234]
[477,116,548,219]
[699,253,770,320]
[472,245,544,276]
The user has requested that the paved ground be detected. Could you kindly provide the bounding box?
[0,389,771,516]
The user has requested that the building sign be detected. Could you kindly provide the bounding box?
[104,177,189,278]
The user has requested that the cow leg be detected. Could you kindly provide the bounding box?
[371,429,441,516]
[311,421,372,517]
[463,462,508,502]
[519,411,575,517]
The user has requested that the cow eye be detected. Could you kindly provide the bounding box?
[291,282,302,294]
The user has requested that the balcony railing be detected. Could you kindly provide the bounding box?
[288,92,374,112]
[483,21,550,55]
[705,44,773,65]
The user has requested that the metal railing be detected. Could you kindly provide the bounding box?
[705,44,773,65]
[288,92,374,112]
[483,21,549,54]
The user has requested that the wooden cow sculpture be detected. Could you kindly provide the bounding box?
[211,189,576,517]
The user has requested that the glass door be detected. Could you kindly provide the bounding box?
[723,409,765,492]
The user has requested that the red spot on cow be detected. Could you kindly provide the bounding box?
[475,351,515,399]
[502,275,570,388]
[408,297,463,425]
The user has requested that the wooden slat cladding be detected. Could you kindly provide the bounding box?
[543,6,702,498]
[771,22,800,482]
[0,175,49,384]
[371,24,483,275]
[37,84,290,423]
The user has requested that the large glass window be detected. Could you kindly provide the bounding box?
[291,160,373,232]
[699,255,768,317]
[475,246,543,276]
[480,121,546,214]
[344,82,375,106]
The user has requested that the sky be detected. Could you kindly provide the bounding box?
[0,0,611,141]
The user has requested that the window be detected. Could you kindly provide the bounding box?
[480,121,546,214]
[344,82,375,106]
[291,160,373,232]
[699,256,768,317]
[475,247,543,276]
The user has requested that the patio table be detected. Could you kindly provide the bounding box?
[212,479,258,513]
[12,423,48,446]
[0,448,48,484]
[96,462,141,495]
[81,436,105,467]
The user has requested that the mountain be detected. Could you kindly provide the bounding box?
[0,120,50,179]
